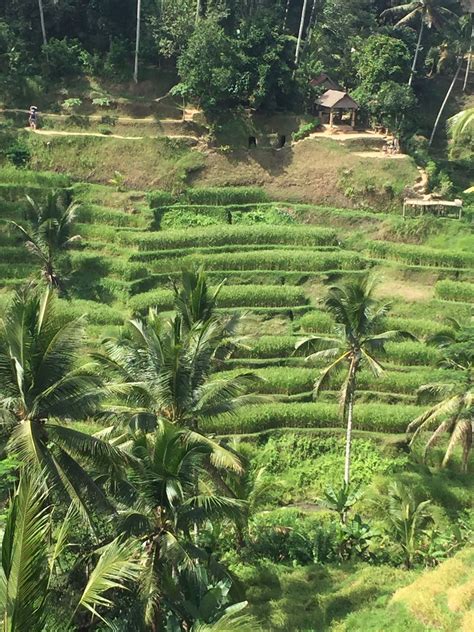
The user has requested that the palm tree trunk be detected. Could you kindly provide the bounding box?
[195,0,201,24]
[429,57,463,146]
[133,0,142,84]
[38,0,47,47]
[408,18,424,87]
[283,0,291,29]
[463,51,471,92]
[295,0,309,65]
[343,358,358,486]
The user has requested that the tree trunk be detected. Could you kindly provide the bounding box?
[295,0,309,65]
[133,0,142,84]
[38,0,47,47]
[343,358,358,486]
[408,18,424,87]
[463,23,473,92]
[429,57,463,146]
[283,0,291,29]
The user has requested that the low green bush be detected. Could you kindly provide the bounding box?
[121,225,338,250]
[184,186,269,205]
[435,280,474,303]
[292,119,321,142]
[202,402,423,434]
[367,241,474,269]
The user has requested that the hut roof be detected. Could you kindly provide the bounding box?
[310,73,341,90]
[317,90,359,110]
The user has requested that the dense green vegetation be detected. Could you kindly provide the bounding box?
[0,1,473,630]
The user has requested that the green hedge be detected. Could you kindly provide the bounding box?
[184,186,269,205]
[129,285,309,313]
[202,402,423,434]
[121,225,338,250]
[367,241,474,269]
[435,280,474,303]
[142,250,366,273]
[147,189,177,208]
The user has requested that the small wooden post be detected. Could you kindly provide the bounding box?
[329,108,334,128]
[351,109,356,128]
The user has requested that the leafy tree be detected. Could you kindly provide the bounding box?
[355,80,417,138]
[381,0,459,86]
[354,34,411,88]
[0,472,141,631]
[0,288,126,526]
[8,191,80,290]
[296,275,410,485]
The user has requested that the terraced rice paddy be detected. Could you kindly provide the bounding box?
[1,168,473,441]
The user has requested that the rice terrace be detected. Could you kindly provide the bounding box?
[0,1,473,631]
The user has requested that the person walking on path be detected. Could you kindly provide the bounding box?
[28,106,38,130]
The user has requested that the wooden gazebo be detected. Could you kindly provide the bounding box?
[316,90,359,128]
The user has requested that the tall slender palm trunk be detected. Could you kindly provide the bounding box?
[133,0,142,84]
[38,0,47,47]
[195,0,201,24]
[344,357,358,486]
[408,18,425,86]
[295,0,309,65]
[429,57,463,146]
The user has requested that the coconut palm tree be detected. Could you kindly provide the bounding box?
[381,0,459,86]
[38,0,47,47]
[296,275,410,485]
[116,421,245,630]
[134,0,142,83]
[408,320,473,471]
[0,472,141,631]
[0,287,128,526]
[448,106,474,142]
[8,191,80,291]
[295,0,310,64]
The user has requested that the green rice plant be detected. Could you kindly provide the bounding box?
[156,206,230,229]
[0,166,71,187]
[147,189,177,208]
[435,280,474,303]
[233,335,301,359]
[202,402,424,434]
[385,341,442,366]
[56,298,126,325]
[128,285,309,313]
[121,225,338,250]
[142,250,365,274]
[381,317,454,340]
[296,311,335,333]
[184,186,269,205]
[367,241,474,269]
[76,204,152,228]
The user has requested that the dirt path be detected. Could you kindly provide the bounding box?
[354,151,409,159]
[25,128,200,142]
[1,108,182,124]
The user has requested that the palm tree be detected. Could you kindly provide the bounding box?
[448,106,474,142]
[295,0,310,64]
[296,275,410,485]
[382,1,459,86]
[0,287,127,526]
[38,0,47,47]
[407,320,473,471]
[0,472,141,631]
[116,421,245,630]
[8,191,80,290]
[134,0,142,83]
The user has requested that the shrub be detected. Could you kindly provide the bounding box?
[184,186,269,205]
[104,37,131,80]
[42,38,87,78]
[92,97,112,108]
[97,124,112,136]
[292,119,320,142]
[202,402,424,434]
[435,280,474,304]
[6,141,31,167]
[62,98,83,111]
